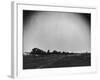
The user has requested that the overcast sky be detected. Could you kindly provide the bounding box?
[23,10,91,52]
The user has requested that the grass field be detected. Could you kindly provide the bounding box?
[23,53,91,69]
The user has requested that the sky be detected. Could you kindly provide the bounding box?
[23,10,91,52]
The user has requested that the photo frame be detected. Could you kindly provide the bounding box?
[11,1,96,78]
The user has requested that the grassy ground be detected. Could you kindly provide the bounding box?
[23,53,91,69]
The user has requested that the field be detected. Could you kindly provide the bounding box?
[23,53,91,69]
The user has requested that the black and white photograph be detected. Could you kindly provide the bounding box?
[23,10,91,69]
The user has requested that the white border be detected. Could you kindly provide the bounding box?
[11,1,97,78]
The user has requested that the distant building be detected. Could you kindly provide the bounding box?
[23,52,30,56]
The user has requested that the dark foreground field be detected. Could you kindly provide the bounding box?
[23,53,91,69]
